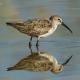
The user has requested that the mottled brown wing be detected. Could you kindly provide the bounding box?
[9,55,53,71]
[7,18,51,37]
[23,18,52,36]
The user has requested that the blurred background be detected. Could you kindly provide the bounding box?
[0,0,80,80]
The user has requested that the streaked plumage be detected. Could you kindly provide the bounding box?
[6,19,52,37]
[6,15,72,46]
[7,52,72,74]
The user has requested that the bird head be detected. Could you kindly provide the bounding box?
[49,15,72,33]
[50,55,72,74]
[51,64,64,74]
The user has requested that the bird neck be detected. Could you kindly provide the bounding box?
[51,22,58,32]
[52,57,59,68]
[54,63,60,68]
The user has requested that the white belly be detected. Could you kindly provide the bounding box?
[39,26,57,38]
[39,53,58,64]
[39,53,54,62]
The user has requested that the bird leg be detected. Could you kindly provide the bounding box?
[29,37,32,47]
[29,45,33,54]
[36,44,39,53]
[36,37,39,47]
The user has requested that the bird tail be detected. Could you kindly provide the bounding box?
[6,22,15,26]
[6,22,25,30]
[6,22,24,26]
[7,67,14,71]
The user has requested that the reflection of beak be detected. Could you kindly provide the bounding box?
[62,55,72,66]
[62,22,72,33]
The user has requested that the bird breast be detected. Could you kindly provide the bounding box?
[39,27,54,38]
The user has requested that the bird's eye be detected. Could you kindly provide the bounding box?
[58,18,61,22]
[59,68,61,71]
[58,18,60,21]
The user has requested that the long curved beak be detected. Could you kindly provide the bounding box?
[62,55,72,66]
[62,22,72,33]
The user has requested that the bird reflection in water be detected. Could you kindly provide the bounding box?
[7,46,72,74]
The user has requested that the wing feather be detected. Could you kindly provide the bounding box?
[8,54,53,71]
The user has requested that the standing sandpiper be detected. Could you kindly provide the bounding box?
[7,51,72,74]
[6,15,72,46]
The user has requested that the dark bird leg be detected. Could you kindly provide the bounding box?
[36,37,39,47]
[36,44,39,53]
[29,37,32,47]
[29,45,33,54]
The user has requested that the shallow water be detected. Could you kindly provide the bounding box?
[0,0,80,80]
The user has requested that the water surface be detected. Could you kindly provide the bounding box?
[0,0,80,80]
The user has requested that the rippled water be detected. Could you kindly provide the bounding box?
[0,0,80,80]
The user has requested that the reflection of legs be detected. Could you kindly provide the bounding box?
[36,44,39,53]
[36,37,39,47]
[29,37,32,47]
[29,45,33,54]
[28,37,32,54]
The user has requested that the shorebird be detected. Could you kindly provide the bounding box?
[6,15,72,46]
[7,52,72,74]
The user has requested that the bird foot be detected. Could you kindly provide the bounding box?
[29,42,32,48]
[36,43,39,47]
